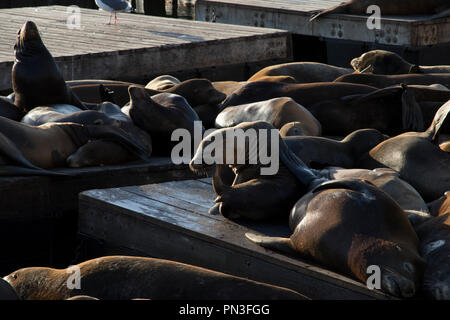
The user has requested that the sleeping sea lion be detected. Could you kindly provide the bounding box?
[246,179,425,298]
[4,256,305,300]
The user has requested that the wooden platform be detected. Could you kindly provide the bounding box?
[195,0,450,47]
[0,158,204,275]
[0,5,291,91]
[79,178,395,300]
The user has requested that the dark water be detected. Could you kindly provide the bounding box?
[166,0,195,20]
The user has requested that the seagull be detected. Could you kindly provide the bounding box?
[95,0,133,25]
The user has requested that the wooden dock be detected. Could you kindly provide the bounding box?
[0,5,291,91]
[79,178,394,300]
[0,158,205,275]
[195,0,450,47]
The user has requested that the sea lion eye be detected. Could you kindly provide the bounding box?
[12,274,17,279]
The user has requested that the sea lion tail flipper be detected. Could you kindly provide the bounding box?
[401,86,424,132]
[245,233,296,255]
[349,86,403,105]
[99,84,116,104]
[425,100,450,141]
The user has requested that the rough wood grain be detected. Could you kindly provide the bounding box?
[0,5,291,90]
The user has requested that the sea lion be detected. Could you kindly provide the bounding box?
[351,50,450,75]
[66,118,152,168]
[66,140,137,167]
[21,107,119,126]
[246,179,425,298]
[248,75,297,83]
[220,81,377,110]
[20,104,151,168]
[284,129,388,169]
[279,122,307,137]
[145,75,180,91]
[414,204,450,300]
[334,73,450,89]
[315,167,430,217]
[0,115,150,173]
[358,100,450,201]
[163,79,226,129]
[212,81,245,97]
[215,97,322,136]
[310,0,450,21]
[4,256,305,300]
[190,121,324,221]
[93,102,131,123]
[248,62,353,83]
[128,86,202,156]
[12,21,86,112]
[308,84,450,136]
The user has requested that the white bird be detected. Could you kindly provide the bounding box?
[95,0,133,25]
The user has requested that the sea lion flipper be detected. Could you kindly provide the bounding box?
[312,178,376,193]
[401,87,424,132]
[425,100,450,141]
[0,131,46,171]
[245,233,295,255]
[279,138,318,187]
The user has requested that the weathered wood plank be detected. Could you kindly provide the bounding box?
[0,5,292,90]
[79,179,394,300]
[195,0,450,47]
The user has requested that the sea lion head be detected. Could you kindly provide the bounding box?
[14,21,44,56]
[342,128,389,159]
[128,86,201,133]
[351,50,413,75]
[279,121,306,137]
[170,79,227,107]
[350,237,425,298]
[4,267,66,300]
[190,121,279,174]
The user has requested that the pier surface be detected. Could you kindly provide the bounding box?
[0,5,291,90]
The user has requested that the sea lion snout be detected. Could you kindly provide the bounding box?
[382,272,416,298]
[21,21,40,42]
[431,283,450,300]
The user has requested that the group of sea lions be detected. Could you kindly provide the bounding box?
[187,52,450,298]
[1,18,449,300]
